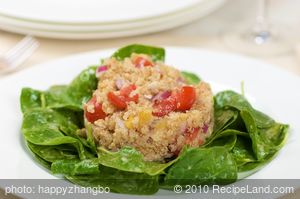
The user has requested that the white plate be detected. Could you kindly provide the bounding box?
[0,0,226,39]
[0,0,207,24]
[0,47,299,196]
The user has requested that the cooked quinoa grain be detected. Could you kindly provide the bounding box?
[84,54,214,162]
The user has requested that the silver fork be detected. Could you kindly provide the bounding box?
[0,36,39,74]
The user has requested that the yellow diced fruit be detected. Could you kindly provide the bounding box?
[138,110,153,128]
[125,115,134,129]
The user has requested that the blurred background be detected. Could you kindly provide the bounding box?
[0,0,299,76]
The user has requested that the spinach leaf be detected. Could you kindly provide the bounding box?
[238,156,272,174]
[181,71,201,85]
[27,142,78,163]
[206,135,237,150]
[20,88,43,113]
[215,90,275,128]
[66,166,159,195]
[111,44,165,62]
[230,136,256,167]
[164,147,237,186]
[97,147,178,176]
[240,110,288,161]
[44,66,97,110]
[203,129,248,148]
[26,142,52,170]
[20,66,97,112]
[66,66,98,106]
[21,108,88,159]
[51,159,100,175]
[84,124,97,154]
[213,108,239,133]
[22,108,79,137]
[214,91,288,162]
[43,86,71,109]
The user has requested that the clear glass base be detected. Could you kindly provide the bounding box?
[222,24,292,56]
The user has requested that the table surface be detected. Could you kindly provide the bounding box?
[0,0,299,198]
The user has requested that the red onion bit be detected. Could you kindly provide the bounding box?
[152,91,172,103]
[115,79,125,90]
[202,123,209,134]
[144,95,153,100]
[96,65,108,77]
[179,123,187,133]
[176,77,185,83]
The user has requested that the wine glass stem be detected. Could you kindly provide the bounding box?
[256,0,268,29]
[253,0,271,44]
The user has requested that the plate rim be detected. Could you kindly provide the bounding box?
[0,0,225,24]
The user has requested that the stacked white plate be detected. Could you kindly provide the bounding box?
[0,0,226,39]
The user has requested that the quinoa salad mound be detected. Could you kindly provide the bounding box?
[84,53,214,161]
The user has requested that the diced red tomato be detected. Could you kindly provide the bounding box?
[152,86,196,117]
[107,84,139,110]
[185,127,200,144]
[107,92,127,110]
[84,96,106,123]
[175,86,196,111]
[128,93,139,104]
[133,56,153,68]
[120,84,136,96]
[152,95,177,117]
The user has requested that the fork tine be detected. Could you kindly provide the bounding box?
[4,36,36,59]
[5,36,39,66]
[10,43,39,68]
[5,36,38,60]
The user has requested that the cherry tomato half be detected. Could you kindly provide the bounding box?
[133,56,153,68]
[152,95,177,117]
[84,96,106,123]
[152,86,196,117]
[176,86,196,111]
[107,84,139,110]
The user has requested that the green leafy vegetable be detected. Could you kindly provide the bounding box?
[27,145,52,169]
[212,91,288,173]
[206,135,237,150]
[67,166,159,195]
[97,147,179,176]
[20,88,42,112]
[164,147,237,186]
[21,106,94,159]
[51,159,100,175]
[44,66,97,110]
[230,136,256,167]
[240,110,288,160]
[215,90,275,128]
[21,66,97,112]
[27,142,78,163]
[20,44,289,195]
[181,71,201,85]
[111,44,165,62]
[213,108,239,133]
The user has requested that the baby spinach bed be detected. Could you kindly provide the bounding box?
[20,44,288,195]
